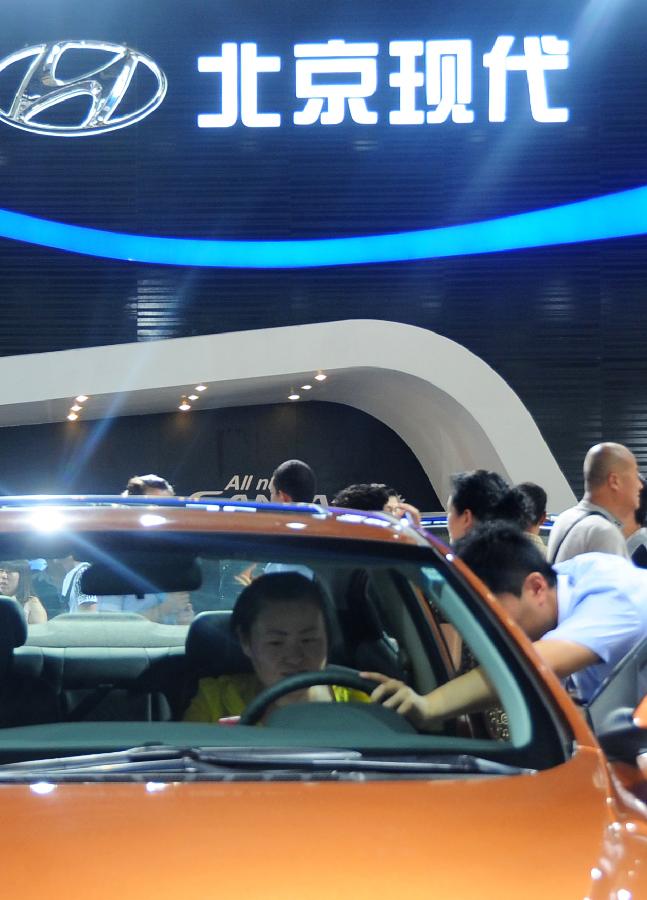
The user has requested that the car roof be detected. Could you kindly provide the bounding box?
[0,496,432,549]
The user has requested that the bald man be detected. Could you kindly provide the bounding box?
[547,442,642,564]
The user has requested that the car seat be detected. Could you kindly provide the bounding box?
[0,595,61,727]
[185,611,252,680]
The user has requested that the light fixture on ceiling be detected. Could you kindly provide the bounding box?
[178,396,192,411]
[195,384,207,392]
[301,384,312,390]
[75,394,89,402]
[314,372,327,382]
[67,412,78,421]
[188,394,199,401]
[288,392,300,401]
[70,403,82,412]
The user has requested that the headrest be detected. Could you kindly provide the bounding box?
[0,596,28,682]
[0,596,28,650]
[185,611,251,677]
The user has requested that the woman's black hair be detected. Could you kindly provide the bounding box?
[515,482,548,527]
[450,470,532,529]
[0,560,32,604]
[230,572,329,640]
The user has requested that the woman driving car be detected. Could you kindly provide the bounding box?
[183,572,368,723]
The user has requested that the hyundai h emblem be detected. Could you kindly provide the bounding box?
[0,40,167,136]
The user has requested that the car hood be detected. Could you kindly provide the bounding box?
[2,747,645,899]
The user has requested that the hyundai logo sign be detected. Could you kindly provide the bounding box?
[0,40,167,136]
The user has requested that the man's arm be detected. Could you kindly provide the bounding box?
[364,640,600,730]
[533,638,601,679]
[362,668,497,732]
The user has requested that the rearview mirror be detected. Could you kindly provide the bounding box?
[80,553,202,596]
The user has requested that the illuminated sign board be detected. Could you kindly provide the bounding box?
[0,34,569,139]
[198,36,570,129]
[0,0,644,274]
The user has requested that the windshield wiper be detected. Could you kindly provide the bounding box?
[190,748,534,776]
[0,746,534,779]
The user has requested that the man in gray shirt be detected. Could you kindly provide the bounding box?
[547,442,642,564]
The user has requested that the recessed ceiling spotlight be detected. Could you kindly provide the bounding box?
[67,412,78,421]
[70,404,82,412]
[314,373,327,382]
[301,384,312,390]
[178,396,192,411]
[195,384,207,392]
[288,392,300,401]
[75,394,89,402]
[188,394,199,401]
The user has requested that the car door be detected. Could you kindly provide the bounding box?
[586,636,647,734]
[585,637,647,803]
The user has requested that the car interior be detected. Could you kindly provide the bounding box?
[0,529,573,772]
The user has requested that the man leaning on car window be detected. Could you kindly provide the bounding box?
[364,522,647,730]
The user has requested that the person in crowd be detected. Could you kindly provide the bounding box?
[50,553,193,622]
[184,572,368,723]
[546,442,641,564]
[516,482,548,557]
[265,460,318,578]
[123,473,174,496]
[98,588,194,623]
[445,470,532,543]
[0,560,47,624]
[363,521,647,729]
[625,476,647,569]
[29,559,65,617]
[332,482,391,511]
[269,460,316,504]
[332,483,421,525]
[43,557,97,613]
[97,472,188,621]
[441,471,531,692]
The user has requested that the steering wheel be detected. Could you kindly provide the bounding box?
[239,666,378,726]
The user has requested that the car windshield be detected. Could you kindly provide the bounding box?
[0,503,570,777]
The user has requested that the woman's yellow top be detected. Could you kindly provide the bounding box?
[183,673,369,723]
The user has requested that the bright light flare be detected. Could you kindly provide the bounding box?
[29,510,65,533]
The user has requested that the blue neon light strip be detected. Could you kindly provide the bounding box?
[0,185,646,268]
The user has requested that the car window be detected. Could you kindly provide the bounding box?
[0,530,569,774]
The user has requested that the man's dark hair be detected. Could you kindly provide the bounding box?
[271,459,316,503]
[515,482,547,527]
[454,521,557,597]
[125,473,174,496]
[450,470,532,529]
[231,572,328,640]
[332,483,390,511]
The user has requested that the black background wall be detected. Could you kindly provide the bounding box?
[0,0,646,497]
[0,402,440,508]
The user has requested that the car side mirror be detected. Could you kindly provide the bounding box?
[597,696,647,765]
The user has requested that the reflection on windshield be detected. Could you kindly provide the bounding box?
[23,557,261,624]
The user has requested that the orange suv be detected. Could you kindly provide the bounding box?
[0,496,644,900]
